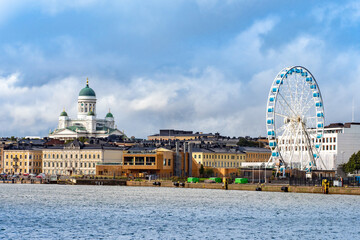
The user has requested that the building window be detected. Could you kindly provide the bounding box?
[70,154,73,159]
[93,163,95,168]
[334,137,336,143]
[198,154,201,159]
[334,145,336,150]
[81,154,83,159]
[194,155,196,159]
[97,154,100,159]
[168,159,171,166]
[163,159,166,166]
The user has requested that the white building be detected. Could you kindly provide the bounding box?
[318,123,360,170]
[49,79,125,140]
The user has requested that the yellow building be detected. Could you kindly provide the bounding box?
[42,140,123,176]
[241,147,271,162]
[192,148,246,168]
[4,147,43,175]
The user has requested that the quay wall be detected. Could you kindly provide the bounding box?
[126,181,360,195]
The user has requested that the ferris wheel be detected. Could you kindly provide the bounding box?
[266,66,325,173]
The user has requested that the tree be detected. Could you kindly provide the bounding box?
[199,164,205,176]
[204,168,214,177]
[237,137,264,148]
[78,137,89,143]
[342,151,360,174]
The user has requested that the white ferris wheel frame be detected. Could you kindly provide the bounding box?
[266,66,325,172]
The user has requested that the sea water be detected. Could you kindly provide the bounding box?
[0,184,359,239]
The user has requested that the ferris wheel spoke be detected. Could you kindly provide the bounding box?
[277,92,297,116]
[274,112,289,119]
[275,99,292,118]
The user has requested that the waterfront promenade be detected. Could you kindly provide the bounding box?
[2,178,360,195]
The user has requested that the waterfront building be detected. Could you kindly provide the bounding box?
[240,147,272,166]
[191,147,246,168]
[42,140,123,175]
[3,146,43,175]
[315,122,360,170]
[0,143,4,172]
[49,79,125,140]
[148,129,217,141]
[96,147,175,177]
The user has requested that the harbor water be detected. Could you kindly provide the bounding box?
[0,184,359,239]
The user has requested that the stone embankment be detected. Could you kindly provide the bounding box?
[126,181,360,195]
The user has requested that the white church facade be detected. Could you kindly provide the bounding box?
[49,80,125,140]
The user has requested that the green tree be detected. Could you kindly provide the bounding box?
[78,137,89,143]
[199,164,205,176]
[237,137,264,148]
[342,151,360,174]
[204,168,214,177]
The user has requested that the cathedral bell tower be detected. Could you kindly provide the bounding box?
[77,78,97,120]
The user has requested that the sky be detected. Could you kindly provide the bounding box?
[1,0,360,138]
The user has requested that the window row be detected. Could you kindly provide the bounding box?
[195,154,245,160]
[44,161,96,168]
[5,161,40,167]
[6,154,40,160]
[44,153,100,159]
[203,161,240,168]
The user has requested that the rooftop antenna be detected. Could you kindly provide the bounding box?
[352,97,355,122]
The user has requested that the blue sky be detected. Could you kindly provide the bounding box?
[0,0,360,138]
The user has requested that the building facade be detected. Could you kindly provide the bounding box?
[96,147,174,177]
[3,147,43,175]
[316,123,360,170]
[49,80,125,140]
[42,141,123,175]
[191,148,246,168]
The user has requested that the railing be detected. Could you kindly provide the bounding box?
[289,177,360,187]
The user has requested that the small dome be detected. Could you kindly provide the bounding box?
[87,111,95,116]
[60,111,68,116]
[79,79,96,97]
[106,112,113,118]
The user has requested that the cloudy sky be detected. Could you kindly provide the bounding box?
[0,0,360,138]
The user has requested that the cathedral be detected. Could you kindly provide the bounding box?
[49,79,125,140]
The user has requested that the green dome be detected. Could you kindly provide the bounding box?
[87,111,95,116]
[79,81,96,97]
[106,112,113,118]
[60,111,68,116]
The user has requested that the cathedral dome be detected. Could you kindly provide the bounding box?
[60,110,68,116]
[79,79,96,97]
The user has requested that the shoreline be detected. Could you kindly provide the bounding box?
[2,179,360,195]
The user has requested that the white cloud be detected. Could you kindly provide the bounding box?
[313,1,360,26]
